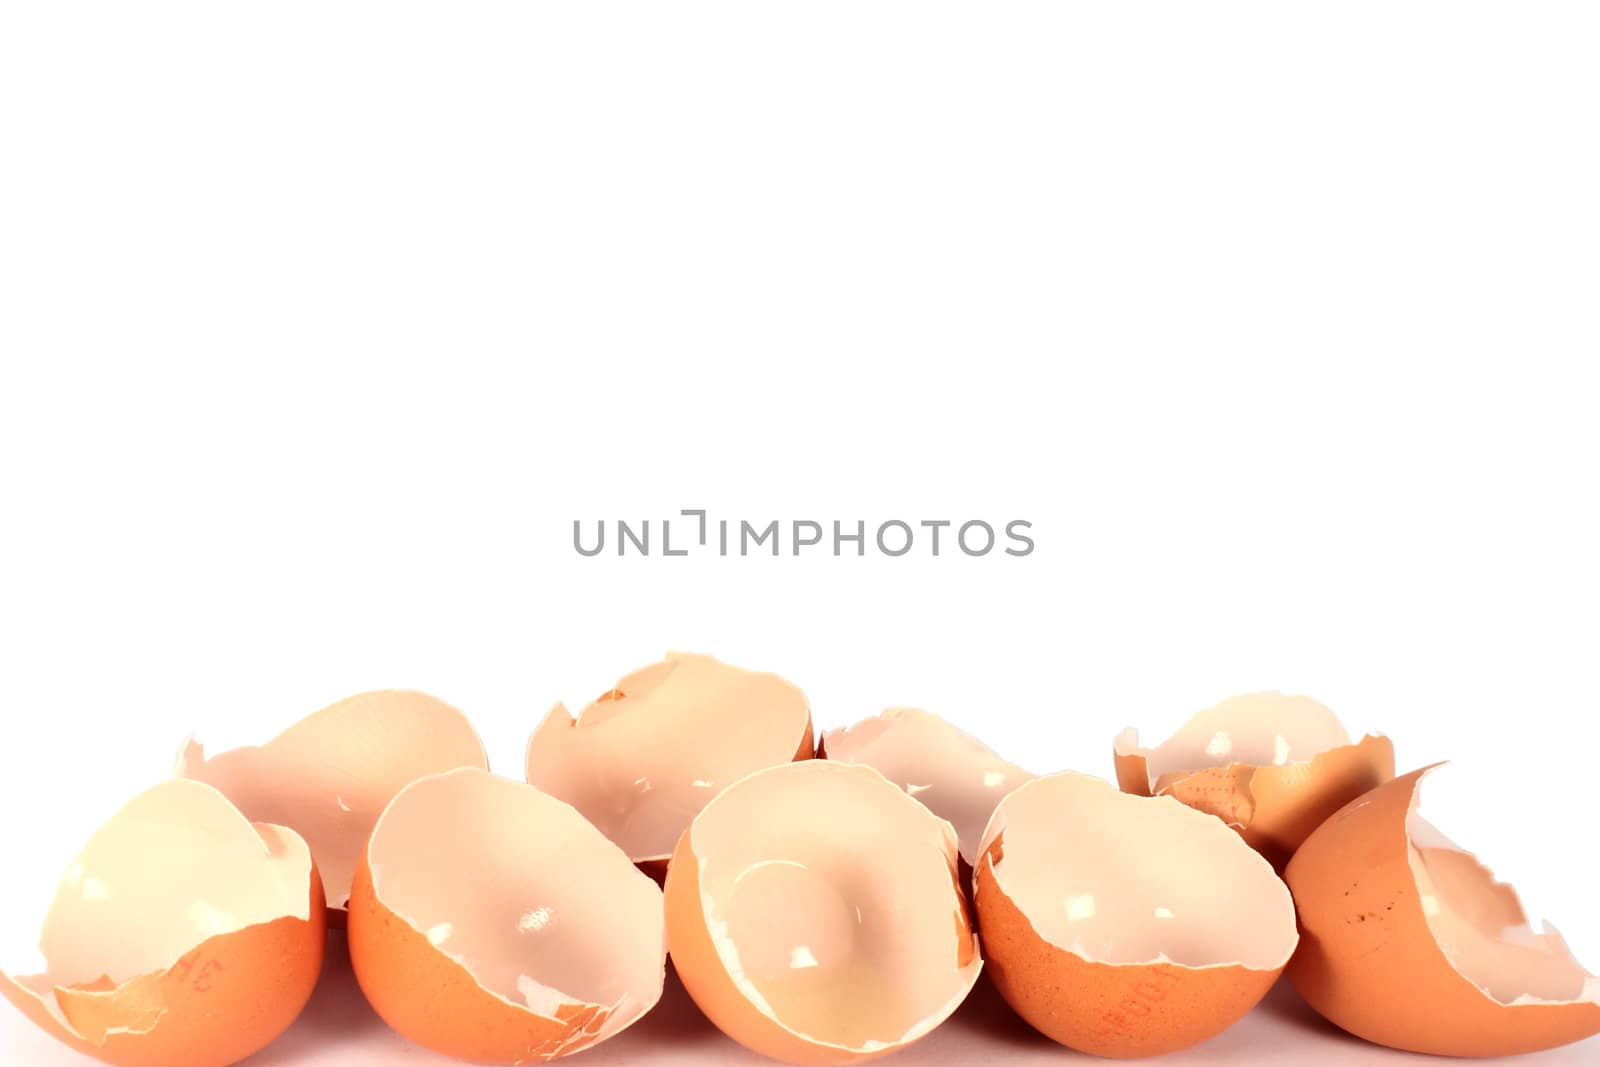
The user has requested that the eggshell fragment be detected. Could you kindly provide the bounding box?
[347,767,666,1063]
[664,760,980,1066]
[526,652,813,867]
[176,688,488,912]
[820,707,1032,868]
[1114,691,1394,867]
[974,771,1298,1058]
[1286,765,1600,1057]
[0,779,326,1067]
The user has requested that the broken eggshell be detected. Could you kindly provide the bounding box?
[176,688,489,914]
[664,759,981,1066]
[526,652,814,871]
[820,707,1033,870]
[1286,765,1600,1057]
[974,771,1298,1058]
[347,767,666,1063]
[0,779,326,1067]
[1114,691,1394,868]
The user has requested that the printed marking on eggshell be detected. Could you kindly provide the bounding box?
[168,951,225,994]
[1087,964,1185,1045]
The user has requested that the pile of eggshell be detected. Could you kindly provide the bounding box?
[4,651,1597,1065]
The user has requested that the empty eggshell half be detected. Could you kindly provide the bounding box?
[1114,692,1394,867]
[347,767,666,1063]
[0,779,326,1067]
[176,689,488,912]
[664,760,981,1066]
[820,707,1033,868]
[1286,765,1600,1057]
[526,652,813,867]
[974,771,1298,1058]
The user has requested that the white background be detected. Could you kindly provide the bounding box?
[2,3,1597,1063]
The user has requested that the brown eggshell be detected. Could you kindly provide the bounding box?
[347,861,611,1060]
[974,772,1297,1058]
[526,652,814,865]
[177,688,489,913]
[664,760,980,1066]
[1286,766,1600,1057]
[665,829,817,1064]
[1114,692,1394,868]
[347,768,665,1063]
[1,781,327,1067]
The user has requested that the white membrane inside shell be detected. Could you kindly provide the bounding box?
[822,707,1033,865]
[1121,692,1351,784]
[177,689,487,909]
[1406,776,1599,1007]
[526,652,810,862]
[35,779,312,989]
[367,768,664,1028]
[980,772,1297,970]
[692,761,978,1052]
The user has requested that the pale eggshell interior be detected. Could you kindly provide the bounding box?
[367,768,664,1023]
[1406,780,1599,1007]
[526,652,810,862]
[11,779,312,1018]
[690,761,978,1052]
[979,772,1297,970]
[1118,692,1352,785]
[822,707,1033,864]
[177,689,488,909]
